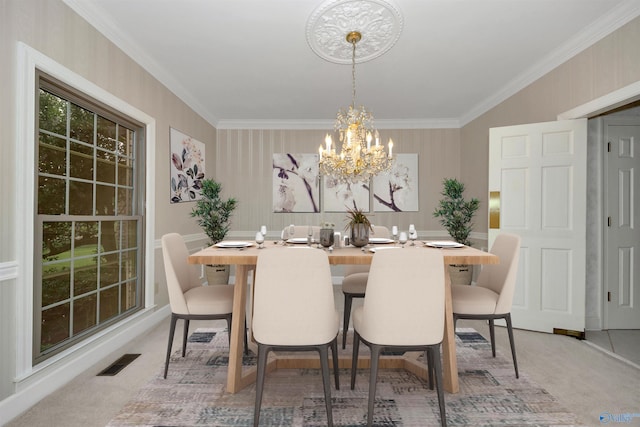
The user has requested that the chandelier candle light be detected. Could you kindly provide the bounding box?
[318,30,394,184]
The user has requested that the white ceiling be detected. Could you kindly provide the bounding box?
[63,0,640,129]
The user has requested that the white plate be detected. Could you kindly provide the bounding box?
[214,241,253,248]
[286,238,310,244]
[369,246,401,253]
[368,237,395,244]
[425,240,464,248]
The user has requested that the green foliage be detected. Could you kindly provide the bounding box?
[344,207,372,231]
[433,178,479,246]
[190,179,237,244]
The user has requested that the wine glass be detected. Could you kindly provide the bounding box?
[398,231,408,248]
[255,231,265,249]
[392,225,398,243]
[408,224,417,246]
[307,225,313,245]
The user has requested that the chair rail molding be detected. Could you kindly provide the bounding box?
[0,261,18,282]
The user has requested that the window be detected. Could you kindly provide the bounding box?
[35,74,145,363]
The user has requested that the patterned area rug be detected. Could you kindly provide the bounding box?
[107,328,582,427]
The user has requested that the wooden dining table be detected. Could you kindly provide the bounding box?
[188,241,498,394]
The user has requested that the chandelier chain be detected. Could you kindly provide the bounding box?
[351,36,357,108]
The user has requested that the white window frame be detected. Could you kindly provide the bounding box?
[15,42,156,380]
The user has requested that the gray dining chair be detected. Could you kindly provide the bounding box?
[161,233,247,379]
[350,248,447,427]
[452,232,521,378]
[341,225,390,348]
[252,247,340,427]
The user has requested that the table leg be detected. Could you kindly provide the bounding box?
[227,264,251,393]
[441,266,460,393]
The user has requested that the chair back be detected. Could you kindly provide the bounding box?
[161,233,202,314]
[281,225,320,239]
[476,233,521,314]
[252,248,338,346]
[344,226,391,276]
[359,248,445,346]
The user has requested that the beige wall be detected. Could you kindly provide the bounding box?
[460,15,640,233]
[216,128,461,238]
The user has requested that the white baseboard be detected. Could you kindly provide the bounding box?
[0,306,170,425]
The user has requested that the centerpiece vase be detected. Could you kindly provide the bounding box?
[350,223,369,247]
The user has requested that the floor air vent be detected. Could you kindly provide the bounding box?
[97,353,141,376]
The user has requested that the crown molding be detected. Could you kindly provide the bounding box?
[459,0,640,127]
[61,0,220,126]
[63,0,640,131]
[215,117,460,130]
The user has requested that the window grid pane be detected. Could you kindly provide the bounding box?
[36,83,143,363]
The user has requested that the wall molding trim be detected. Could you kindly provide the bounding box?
[0,261,18,282]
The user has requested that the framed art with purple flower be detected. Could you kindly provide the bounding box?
[272,153,320,212]
[170,127,205,203]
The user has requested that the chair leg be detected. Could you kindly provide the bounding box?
[367,345,382,427]
[182,318,190,357]
[426,349,434,390]
[226,316,232,348]
[254,344,270,427]
[350,330,361,390]
[330,337,340,390]
[318,345,334,427]
[244,317,249,356]
[505,313,520,378]
[164,314,178,379]
[488,318,496,357]
[430,345,447,427]
[342,294,353,349]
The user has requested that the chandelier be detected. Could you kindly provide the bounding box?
[318,30,394,185]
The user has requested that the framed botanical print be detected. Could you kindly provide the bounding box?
[170,128,205,203]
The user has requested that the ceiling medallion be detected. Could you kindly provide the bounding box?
[306,0,403,64]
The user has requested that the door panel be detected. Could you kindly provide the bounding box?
[490,119,587,333]
[604,119,640,328]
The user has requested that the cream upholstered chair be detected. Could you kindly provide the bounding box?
[161,233,247,379]
[452,233,521,378]
[280,224,321,240]
[350,248,447,427]
[252,248,340,427]
[341,225,390,348]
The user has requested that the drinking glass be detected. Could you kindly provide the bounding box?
[392,225,398,243]
[409,231,418,246]
[260,225,267,238]
[255,231,265,249]
[288,224,296,241]
[307,226,313,245]
[398,231,408,248]
[408,224,416,246]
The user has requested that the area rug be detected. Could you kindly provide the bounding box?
[107,328,582,426]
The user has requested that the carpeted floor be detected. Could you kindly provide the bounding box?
[106,328,583,427]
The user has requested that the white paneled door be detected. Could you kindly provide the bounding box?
[604,118,640,329]
[489,119,587,333]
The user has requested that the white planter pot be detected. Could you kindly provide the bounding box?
[205,264,230,285]
[449,265,472,286]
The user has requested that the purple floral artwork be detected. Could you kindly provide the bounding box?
[272,153,319,212]
[170,128,205,203]
[323,177,369,212]
[373,153,419,212]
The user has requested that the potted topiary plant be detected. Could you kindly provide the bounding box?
[433,178,480,285]
[190,178,237,284]
[345,207,372,247]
